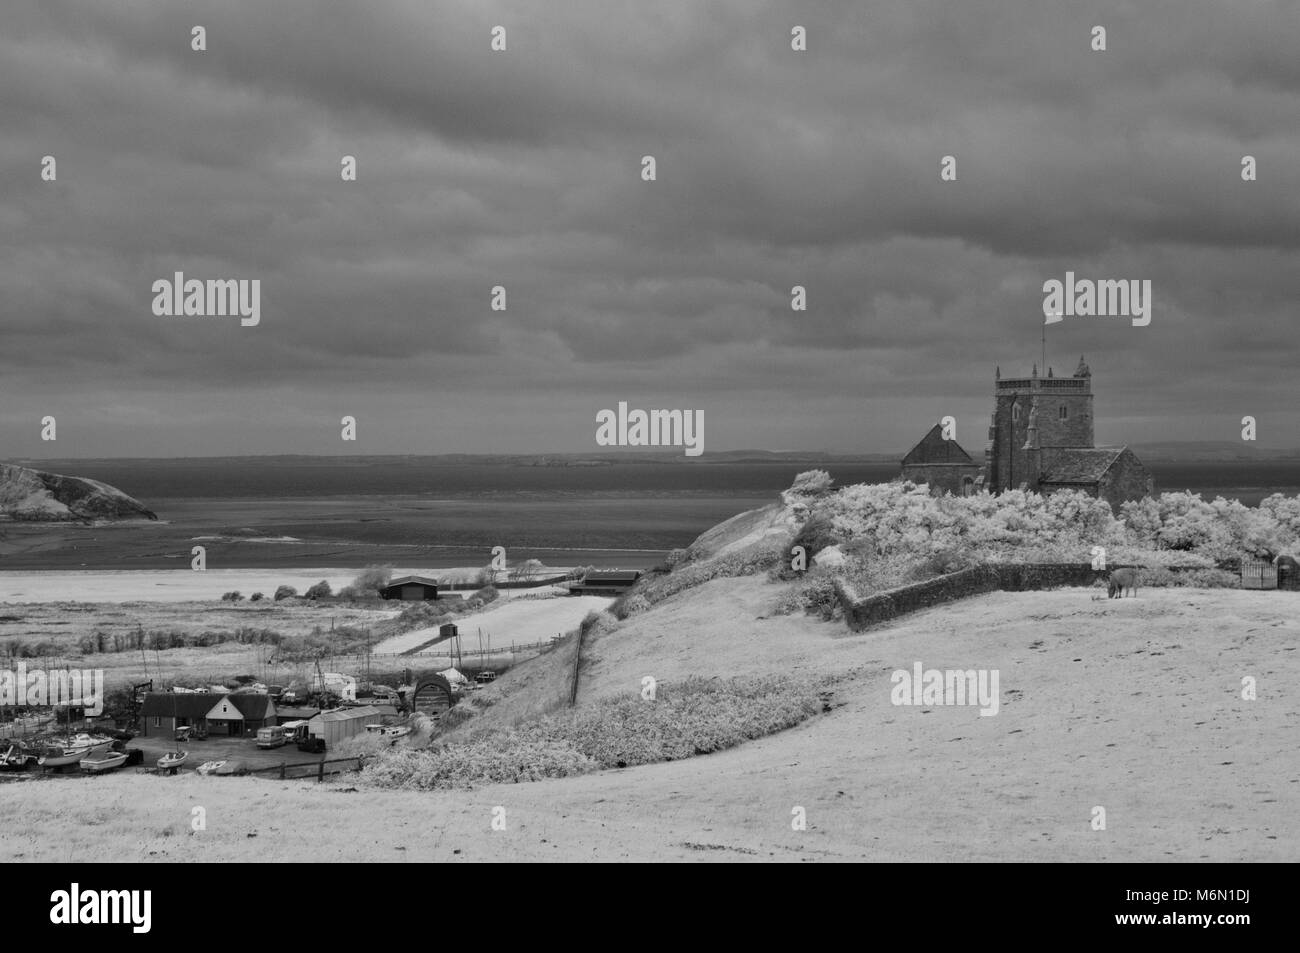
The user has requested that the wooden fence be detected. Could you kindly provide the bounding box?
[246,755,368,782]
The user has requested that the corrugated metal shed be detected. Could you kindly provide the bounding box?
[308,705,385,745]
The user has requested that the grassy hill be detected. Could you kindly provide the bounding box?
[5,479,1298,862]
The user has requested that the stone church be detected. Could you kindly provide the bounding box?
[901,356,1154,510]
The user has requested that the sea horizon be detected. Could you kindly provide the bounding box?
[3,457,1299,573]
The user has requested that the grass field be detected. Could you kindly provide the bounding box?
[4,582,1295,862]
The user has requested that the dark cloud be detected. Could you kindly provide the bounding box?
[2,0,1298,457]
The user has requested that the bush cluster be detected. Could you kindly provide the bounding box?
[361,675,824,790]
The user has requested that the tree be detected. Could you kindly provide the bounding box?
[304,580,332,600]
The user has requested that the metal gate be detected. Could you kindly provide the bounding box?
[1240,557,1278,590]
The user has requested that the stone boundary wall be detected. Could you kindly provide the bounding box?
[837,562,1162,631]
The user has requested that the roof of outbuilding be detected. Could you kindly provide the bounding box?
[314,705,384,723]
[901,424,975,466]
[140,693,224,719]
[225,694,276,720]
[384,576,440,588]
[580,570,641,582]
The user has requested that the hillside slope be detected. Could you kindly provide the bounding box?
[5,587,1295,861]
[0,463,157,521]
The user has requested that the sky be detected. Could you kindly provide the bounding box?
[2,0,1299,458]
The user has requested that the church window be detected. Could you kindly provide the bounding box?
[1059,406,1068,420]
[1012,404,1020,422]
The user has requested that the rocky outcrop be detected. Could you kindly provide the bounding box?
[0,463,157,522]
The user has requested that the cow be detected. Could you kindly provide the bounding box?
[1107,568,1138,598]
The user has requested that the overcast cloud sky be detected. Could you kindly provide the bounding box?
[2,0,1298,458]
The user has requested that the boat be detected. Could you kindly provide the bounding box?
[81,750,129,774]
[157,750,188,772]
[37,743,90,768]
[67,733,115,757]
[1,743,35,771]
[158,692,189,773]
[196,759,227,776]
[365,724,411,738]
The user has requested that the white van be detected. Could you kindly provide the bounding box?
[255,725,287,749]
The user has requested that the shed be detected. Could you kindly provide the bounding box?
[308,705,385,746]
[379,575,440,601]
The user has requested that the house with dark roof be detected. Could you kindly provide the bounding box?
[140,692,220,738]
[139,691,279,738]
[206,693,278,737]
[901,357,1153,509]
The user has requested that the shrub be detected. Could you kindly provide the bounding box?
[1139,567,1239,589]
[249,592,264,602]
[610,593,649,620]
[782,469,834,505]
[220,591,244,602]
[304,580,332,600]
[362,675,824,790]
[349,564,393,597]
[771,573,840,619]
[273,585,297,601]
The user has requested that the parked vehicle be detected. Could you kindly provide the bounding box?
[256,726,287,749]
[475,671,497,684]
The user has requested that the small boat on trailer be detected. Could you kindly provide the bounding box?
[81,750,129,774]
[157,750,188,773]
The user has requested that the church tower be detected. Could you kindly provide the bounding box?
[984,356,1095,491]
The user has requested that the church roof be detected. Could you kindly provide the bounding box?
[901,424,975,466]
[1039,447,1125,484]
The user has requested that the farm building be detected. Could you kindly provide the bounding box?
[307,705,386,746]
[570,570,641,595]
[140,692,219,738]
[206,693,278,737]
[379,575,440,601]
